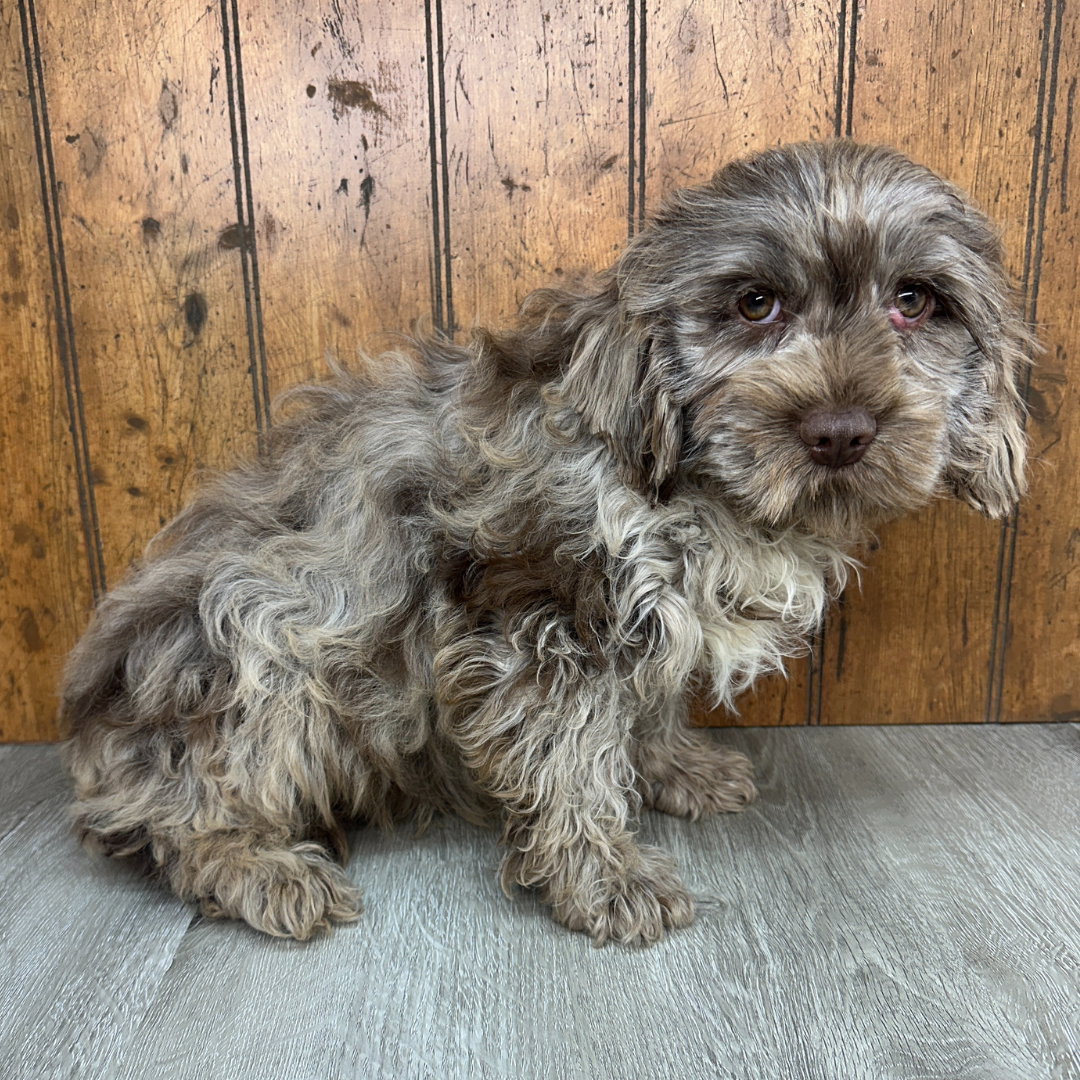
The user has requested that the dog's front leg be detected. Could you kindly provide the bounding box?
[635,697,757,821]
[440,645,694,945]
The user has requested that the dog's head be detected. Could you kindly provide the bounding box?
[559,141,1030,535]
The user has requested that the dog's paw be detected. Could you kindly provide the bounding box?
[548,844,695,947]
[198,841,362,940]
[642,735,757,820]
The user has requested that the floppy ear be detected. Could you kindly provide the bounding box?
[559,286,683,503]
[943,302,1032,519]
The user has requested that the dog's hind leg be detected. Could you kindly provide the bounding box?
[65,713,363,940]
[634,698,757,820]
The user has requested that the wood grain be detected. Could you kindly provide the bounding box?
[1001,0,1080,722]
[649,0,840,725]
[647,0,839,187]
[236,0,436,395]
[818,0,1047,723]
[35,0,258,583]
[440,0,630,330]
[3,3,1080,739]
[4,727,1080,1079]
[0,0,93,741]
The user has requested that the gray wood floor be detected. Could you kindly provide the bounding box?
[2,725,1079,1080]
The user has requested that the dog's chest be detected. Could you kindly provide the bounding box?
[634,510,842,702]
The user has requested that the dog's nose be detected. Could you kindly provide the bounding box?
[798,408,877,468]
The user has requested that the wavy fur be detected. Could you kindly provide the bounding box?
[61,142,1028,944]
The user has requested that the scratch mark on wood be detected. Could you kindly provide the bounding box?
[709,25,730,105]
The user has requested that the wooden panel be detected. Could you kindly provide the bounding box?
[37,0,257,582]
[441,0,630,330]
[648,0,839,189]
[4,2,1080,740]
[0,1,92,741]
[650,0,840,725]
[817,0,1046,723]
[237,0,435,395]
[1001,2,1080,722]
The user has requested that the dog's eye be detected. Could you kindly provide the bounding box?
[890,284,935,326]
[737,290,781,323]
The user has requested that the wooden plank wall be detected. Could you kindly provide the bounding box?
[1,0,1076,741]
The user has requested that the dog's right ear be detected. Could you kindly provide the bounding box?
[559,286,682,503]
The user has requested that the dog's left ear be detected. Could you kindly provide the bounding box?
[560,286,683,503]
[943,295,1032,520]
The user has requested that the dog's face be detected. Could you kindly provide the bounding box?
[562,142,1030,536]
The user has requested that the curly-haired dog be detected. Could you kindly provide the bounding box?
[61,141,1029,945]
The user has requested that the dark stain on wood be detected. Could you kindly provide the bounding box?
[1050,694,1080,721]
[217,223,247,250]
[183,292,208,337]
[77,129,106,177]
[327,79,387,120]
[336,177,349,194]
[158,83,178,130]
[306,83,317,98]
[359,174,374,213]
[125,415,149,432]
[17,608,43,652]
[12,524,45,559]
[5,204,18,229]
[141,217,161,239]
[260,211,278,249]
[501,177,532,195]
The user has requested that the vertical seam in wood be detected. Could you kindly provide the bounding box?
[985,519,1009,721]
[18,0,107,603]
[844,0,858,138]
[229,0,271,439]
[637,0,647,235]
[627,0,637,239]
[989,0,1064,722]
[220,0,270,454]
[833,0,847,138]
[806,623,825,725]
[423,0,444,334]
[435,0,454,339]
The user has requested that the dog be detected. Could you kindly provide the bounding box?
[61,141,1029,945]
